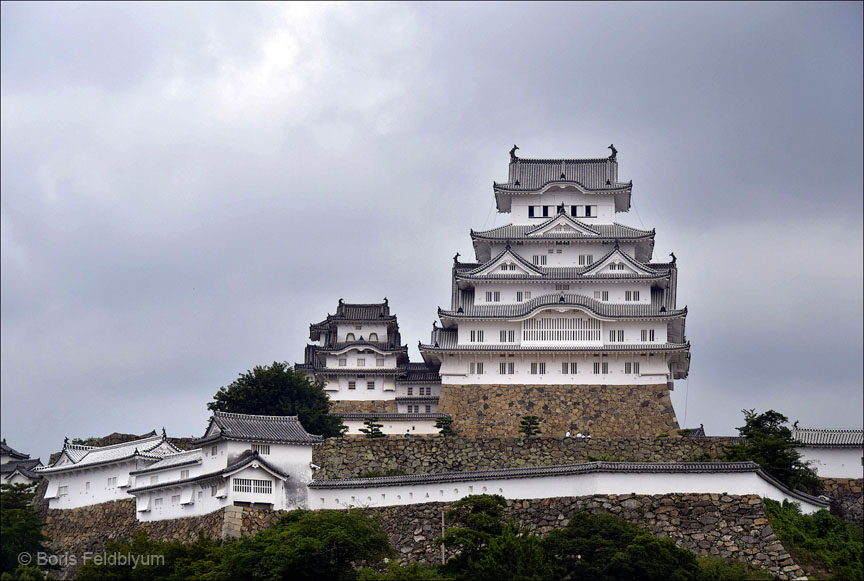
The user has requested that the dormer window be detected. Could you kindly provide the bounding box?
[346,333,356,341]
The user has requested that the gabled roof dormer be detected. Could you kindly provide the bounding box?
[526,212,600,237]
[464,245,545,277]
[581,244,657,276]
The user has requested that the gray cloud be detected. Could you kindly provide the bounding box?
[2,2,861,459]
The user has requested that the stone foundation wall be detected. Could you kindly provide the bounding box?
[312,437,730,479]
[40,493,808,580]
[43,499,223,579]
[821,477,863,525]
[330,399,399,413]
[437,383,679,438]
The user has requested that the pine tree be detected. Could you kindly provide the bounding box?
[359,417,385,438]
[435,416,456,436]
[519,415,542,437]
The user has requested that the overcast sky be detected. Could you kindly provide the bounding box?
[2,2,862,461]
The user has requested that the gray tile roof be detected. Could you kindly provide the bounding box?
[421,327,689,353]
[792,427,863,448]
[1,439,29,460]
[127,450,287,494]
[471,221,654,242]
[394,397,440,404]
[496,156,628,192]
[130,449,203,475]
[1,458,42,476]
[314,341,408,354]
[38,435,180,474]
[195,411,323,445]
[330,300,395,321]
[440,291,686,320]
[397,363,441,384]
[307,460,827,508]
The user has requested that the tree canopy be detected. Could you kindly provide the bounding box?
[1,483,55,579]
[208,361,345,438]
[723,409,820,495]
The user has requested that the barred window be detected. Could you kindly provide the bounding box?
[252,444,270,455]
[470,330,485,342]
[530,362,547,375]
[523,316,600,342]
[562,362,577,374]
[367,381,375,390]
[609,330,624,342]
[233,479,273,494]
[579,255,594,266]
[641,329,656,342]
[348,381,356,390]
[625,291,640,301]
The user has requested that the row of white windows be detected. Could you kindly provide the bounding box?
[469,326,658,343]
[528,205,598,218]
[466,361,642,375]
[343,333,379,342]
[406,405,433,413]
[406,386,433,395]
[481,290,639,305]
[348,381,377,390]
[339,358,386,367]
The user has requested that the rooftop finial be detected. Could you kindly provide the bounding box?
[453,252,461,263]
[509,144,519,162]
[614,239,620,250]
[432,321,438,329]
[64,436,69,446]
[338,298,344,305]
[162,426,166,438]
[669,252,676,264]
[608,143,617,160]
[383,297,388,305]
[505,240,511,250]
[557,203,566,215]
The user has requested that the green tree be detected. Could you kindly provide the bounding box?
[723,409,821,494]
[518,416,542,437]
[208,361,345,438]
[0,483,54,578]
[435,416,456,437]
[542,512,702,580]
[359,418,385,439]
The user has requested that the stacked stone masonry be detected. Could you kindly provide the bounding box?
[311,436,731,479]
[41,494,807,580]
[437,384,679,438]
[330,399,399,414]
[821,477,863,525]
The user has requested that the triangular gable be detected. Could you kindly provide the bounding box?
[224,458,288,481]
[466,248,545,277]
[203,420,222,440]
[526,213,600,237]
[581,247,656,276]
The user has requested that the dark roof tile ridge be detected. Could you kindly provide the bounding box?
[214,411,300,421]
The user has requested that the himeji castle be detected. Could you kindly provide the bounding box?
[418,146,691,437]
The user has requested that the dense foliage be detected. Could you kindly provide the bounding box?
[0,483,54,580]
[359,418,385,438]
[435,416,456,436]
[518,415,542,437]
[208,361,345,438]
[723,409,821,494]
[764,499,863,581]
[77,510,393,581]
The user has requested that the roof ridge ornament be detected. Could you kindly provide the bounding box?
[453,252,460,264]
[505,240,511,250]
[509,144,519,162]
[557,203,566,215]
[669,252,676,264]
[608,143,617,161]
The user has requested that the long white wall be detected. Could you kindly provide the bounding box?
[472,283,652,306]
[310,469,826,514]
[796,447,863,479]
[456,318,667,345]
[44,459,145,509]
[342,418,439,436]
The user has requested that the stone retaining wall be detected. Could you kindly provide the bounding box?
[312,436,730,479]
[41,492,808,580]
[330,399,399,413]
[821,477,863,525]
[437,383,680,438]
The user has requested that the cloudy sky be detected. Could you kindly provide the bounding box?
[2,2,861,460]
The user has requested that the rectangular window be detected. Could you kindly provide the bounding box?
[508,362,515,374]
[252,444,270,455]
[211,486,217,497]
[562,362,577,374]
[548,248,555,254]
[543,205,551,217]
[641,329,656,342]
[348,381,356,390]
[593,361,601,374]
[338,358,347,367]
[180,469,190,479]
[477,362,484,375]
[579,255,594,266]
[58,486,69,496]
[634,362,640,374]
[625,291,640,301]
[171,495,180,505]
[524,291,531,299]
[555,284,570,291]
[494,291,500,302]
[608,330,625,342]
[107,477,117,488]
[367,381,375,390]
[499,329,515,343]
[211,446,218,456]
[528,206,535,218]
[486,291,492,301]
[357,358,365,367]
[407,386,413,395]
[85,481,90,492]
[425,405,432,413]
[499,362,515,375]
[470,330,484,342]
[585,205,596,217]
[530,362,547,375]
[355,325,362,330]
[232,479,273,494]
[376,358,384,366]
[602,362,609,373]
[154,497,162,507]
[570,205,578,217]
